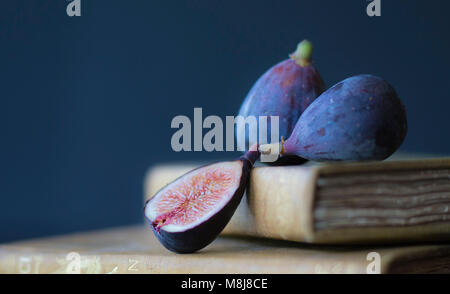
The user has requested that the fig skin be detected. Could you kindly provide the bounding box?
[237,40,325,165]
[144,150,259,253]
[263,74,408,161]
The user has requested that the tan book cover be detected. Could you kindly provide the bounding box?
[144,157,450,244]
[1,226,450,274]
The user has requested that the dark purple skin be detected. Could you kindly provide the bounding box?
[237,46,325,165]
[144,150,259,253]
[282,74,407,161]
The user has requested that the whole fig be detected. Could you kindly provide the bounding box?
[261,74,407,161]
[236,40,325,165]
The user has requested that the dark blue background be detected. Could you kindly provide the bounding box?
[1,0,449,243]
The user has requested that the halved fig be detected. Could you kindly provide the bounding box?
[144,150,259,253]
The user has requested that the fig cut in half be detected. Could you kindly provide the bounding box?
[144,150,259,253]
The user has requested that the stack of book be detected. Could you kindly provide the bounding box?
[1,155,450,273]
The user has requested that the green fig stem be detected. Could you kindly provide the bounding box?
[258,138,285,156]
[290,40,313,67]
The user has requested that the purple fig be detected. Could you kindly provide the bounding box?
[261,75,407,161]
[236,40,325,165]
[144,149,259,253]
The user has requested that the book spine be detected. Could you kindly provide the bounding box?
[0,249,155,274]
[0,247,370,274]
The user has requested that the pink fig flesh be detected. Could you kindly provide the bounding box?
[144,150,259,253]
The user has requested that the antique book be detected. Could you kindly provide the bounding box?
[1,226,450,274]
[144,157,450,244]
